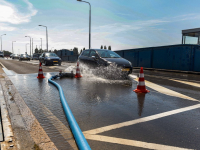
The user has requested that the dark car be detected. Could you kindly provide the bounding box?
[39,52,61,66]
[78,49,132,75]
[19,54,30,61]
[0,51,4,58]
[12,54,19,59]
[32,53,41,60]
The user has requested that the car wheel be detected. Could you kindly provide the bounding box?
[44,61,48,66]
[59,62,61,66]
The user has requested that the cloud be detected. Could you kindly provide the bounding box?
[0,23,16,31]
[0,0,37,24]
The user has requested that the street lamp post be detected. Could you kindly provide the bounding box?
[32,38,33,54]
[1,34,6,51]
[26,43,29,54]
[12,41,16,54]
[39,25,48,52]
[25,36,31,56]
[77,0,91,49]
[40,38,42,50]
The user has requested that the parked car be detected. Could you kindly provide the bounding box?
[19,54,30,61]
[12,54,20,59]
[32,53,41,60]
[10,54,13,58]
[0,51,4,58]
[39,52,61,66]
[78,49,132,75]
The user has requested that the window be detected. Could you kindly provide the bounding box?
[45,53,58,57]
[96,50,121,58]
[89,50,97,57]
[82,50,90,57]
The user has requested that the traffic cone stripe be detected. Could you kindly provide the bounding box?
[138,81,145,86]
[139,73,144,77]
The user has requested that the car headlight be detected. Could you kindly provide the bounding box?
[47,58,51,60]
[129,61,132,66]
[59,58,61,60]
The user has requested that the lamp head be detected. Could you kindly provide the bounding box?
[25,36,27,37]
[38,25,42,26]
[77,0,82,1]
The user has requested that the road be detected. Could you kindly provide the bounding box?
[0,58,200,150]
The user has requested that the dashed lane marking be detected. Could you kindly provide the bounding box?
[84,134,192,150]
[169,79,200,88]
[83,104,200,135]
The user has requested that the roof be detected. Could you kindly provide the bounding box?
[85,49,110,51]
[182,28,200,34]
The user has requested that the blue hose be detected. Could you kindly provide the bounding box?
[48,76,91,150]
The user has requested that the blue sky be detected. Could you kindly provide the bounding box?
[1,0,200,54]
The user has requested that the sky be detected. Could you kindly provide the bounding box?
[1,0,200,54]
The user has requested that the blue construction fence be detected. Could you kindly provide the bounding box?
[115,44,200,72]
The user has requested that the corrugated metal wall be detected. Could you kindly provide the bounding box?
[115,44,200,72]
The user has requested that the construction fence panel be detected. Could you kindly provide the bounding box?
[138,49,152,68]
[193,46,200,72]
[115,44,200,72]
[124,50,138,67]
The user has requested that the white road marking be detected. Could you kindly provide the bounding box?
[170,79,200,88]
[133,78,198,102]
[84,134,192,150]
[83,104,200,135]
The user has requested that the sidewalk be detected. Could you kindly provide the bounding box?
[0,65,58,150]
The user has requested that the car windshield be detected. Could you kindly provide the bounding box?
[21,54,29,57]
[96,50,121,58]
[45,53,58,57]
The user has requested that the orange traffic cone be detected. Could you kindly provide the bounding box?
[37,62,45,79]
[75,61,82,78]
[134,67,149,93]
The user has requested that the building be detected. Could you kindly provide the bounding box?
[182,28,200,45]
[56,49,73,57]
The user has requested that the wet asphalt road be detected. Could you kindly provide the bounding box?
[1,58,200,150]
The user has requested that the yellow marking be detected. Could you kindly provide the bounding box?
[49,66,56,68]
[170,79,200,88]
[84,134,192,150]
[42,107,78,150]
[134,78,198,101]
[83,104,200,135]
